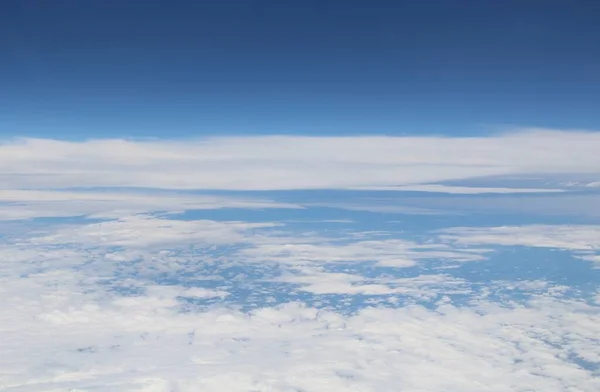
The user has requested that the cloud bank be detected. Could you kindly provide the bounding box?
[1,129,598,191]
[3,274,599,392]
[2,210,600,391]
[2,127,599,391]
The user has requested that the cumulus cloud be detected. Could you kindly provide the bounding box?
[1,208,599,391]
[1,128,599,191]
[11,212,487,270]
[276,268,470,297]
[2,279,599,392]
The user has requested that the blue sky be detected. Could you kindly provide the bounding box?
[1,2,600,391]
[2,0,600,138]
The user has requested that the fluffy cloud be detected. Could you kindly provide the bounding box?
[2,279,599,392]
[1,212,599,391]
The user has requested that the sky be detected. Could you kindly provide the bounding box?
[1,1,600,392]
[2,0,600,138]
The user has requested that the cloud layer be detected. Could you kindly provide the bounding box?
[2,128,600,391]
[1,129,598,191]
[3,271,599,392]
[2,211,599,391]
[0,189,302,220]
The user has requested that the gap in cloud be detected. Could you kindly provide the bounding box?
[350,194,600,224]
[6,205,600,315]
[87,227,600,314]
[449,247,600,300]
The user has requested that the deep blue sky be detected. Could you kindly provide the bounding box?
[1,0,599,139]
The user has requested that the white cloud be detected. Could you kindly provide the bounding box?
[241,238,487,267]
[0,189,301,220]
[351,184,565,194]
[278,270,396,295]
[578,254,600,267]
[277,268,469,297]
[439,224,600,267]
[11,209,489,267]
[3,122,600,392]
[380,192,600,217]
[308,201,445,215]
[1,193,599,391]
[29,214,280,249]
[1,129,599,191]
[439,224,600,251]
[144,285,230,299]
[2,277,599,392]
[560,181,600,188]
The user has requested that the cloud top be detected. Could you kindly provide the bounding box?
[2,128,598,191]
